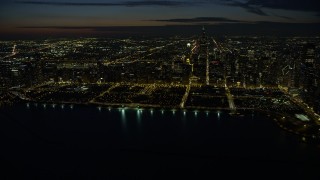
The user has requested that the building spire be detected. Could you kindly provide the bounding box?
[202,26,206,37]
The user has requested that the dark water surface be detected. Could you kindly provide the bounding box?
[1,104,320,179]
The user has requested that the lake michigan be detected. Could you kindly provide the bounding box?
[1,103,320,179]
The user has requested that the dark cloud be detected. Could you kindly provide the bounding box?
[273,14,295,20]
[246,8,267,16]
[245,0,320,12]
[13,0,320,17]
[18,26,94,29]
[122,1,191,7]
[221,0,320,16]
[151,17,244,23]
[224,1,268,16]
[15,1,115,6]
[14,0,195,7]
[235,1,268,16]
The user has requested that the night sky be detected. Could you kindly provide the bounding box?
[1,0,320,38]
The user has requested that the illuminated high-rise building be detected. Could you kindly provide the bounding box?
[198,26,208,60]
[301,43,318,110]
[192,26,209,84]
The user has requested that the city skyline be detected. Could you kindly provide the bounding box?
[1,0,320,38]
[1,1,320,179]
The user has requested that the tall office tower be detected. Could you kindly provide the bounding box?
[280,64,295,89]
[224,51,236,86]
[301,43,317,108]
[192,26,209,84]
[199,26,208,59]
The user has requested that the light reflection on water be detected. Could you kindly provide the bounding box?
[172,109,176,115]
[137,109,142,131]
[121,108,126,132]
